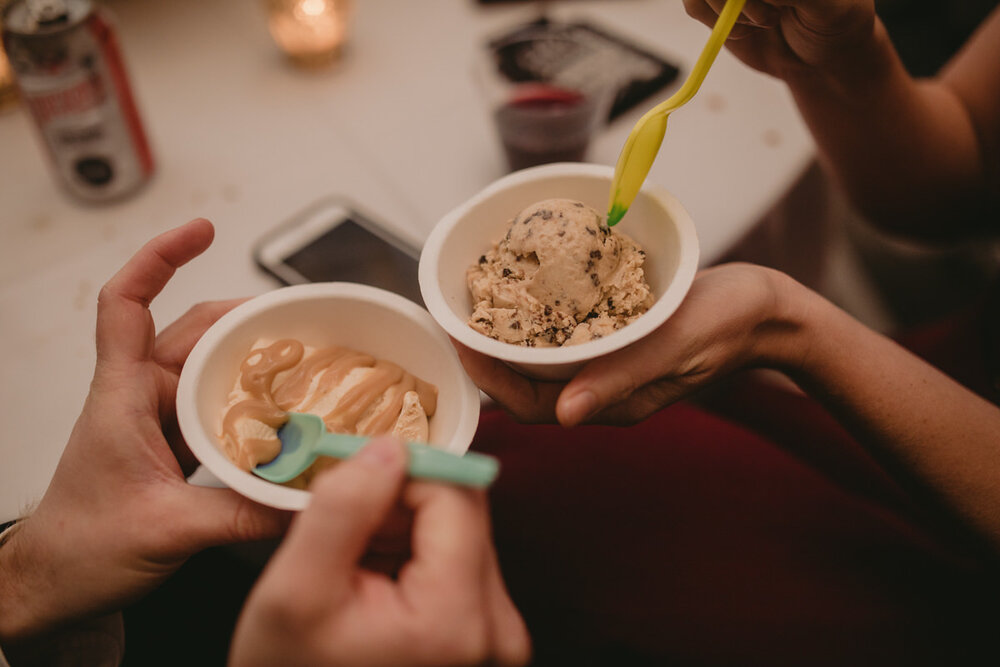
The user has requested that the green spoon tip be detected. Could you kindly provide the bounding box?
[606,203,627,227]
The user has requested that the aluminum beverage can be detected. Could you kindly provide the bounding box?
[2,0,154,202]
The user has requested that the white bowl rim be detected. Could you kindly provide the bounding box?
[418,162,700,366]
[176,282,481,511]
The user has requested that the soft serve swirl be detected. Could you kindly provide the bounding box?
[220,339,437,486]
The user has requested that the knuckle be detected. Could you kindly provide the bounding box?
[497,623,533,667]
[437,618,491,665]
[228,496,260,542]
[96,283,113,305]
[224,494,286,545]
[252,586,322,636]
[184,300,217,324]
[611,370,643,404]
[185,301,210,318]
[95,283,118,315]
[455,617,491,664]
[410,603,490,665]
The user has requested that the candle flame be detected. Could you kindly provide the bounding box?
[267,0,351,66]
[298,0,326,17]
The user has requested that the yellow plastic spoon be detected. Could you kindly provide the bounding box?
[607,0,747,226]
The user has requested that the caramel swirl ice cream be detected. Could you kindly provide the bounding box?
[467,198,653,347]
[220,338,437,487]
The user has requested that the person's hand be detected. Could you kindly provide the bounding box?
[0,219,291,646]
[456,263,807,426]
[682,0,877,80]
[230,435,531,667]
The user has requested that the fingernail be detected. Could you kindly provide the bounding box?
[356,436,403,468]
[559,390,597,424]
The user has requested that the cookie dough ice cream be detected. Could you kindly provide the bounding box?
[220,338,437,487]
[467,198,653,347]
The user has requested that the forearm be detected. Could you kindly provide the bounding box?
[765,278,1000,549]
[783,18,991,239]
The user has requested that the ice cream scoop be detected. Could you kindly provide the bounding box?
[254,412,499,488]
[467,198,653,347]
[607,0,746,226]
[220,338,438,478]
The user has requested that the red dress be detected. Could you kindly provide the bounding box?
[477,293,1000,666]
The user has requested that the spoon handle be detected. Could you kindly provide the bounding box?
[656,0,747,114]
[606,0,746,226]
[315,432,500,489]
[406,441,499,489]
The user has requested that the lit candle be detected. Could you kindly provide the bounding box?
[0,34,19,110]
[265,0,352,67]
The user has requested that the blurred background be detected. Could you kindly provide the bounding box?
[1,0,998,663]
[1,0,996,336]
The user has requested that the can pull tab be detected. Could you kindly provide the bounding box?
[25,0,69,26]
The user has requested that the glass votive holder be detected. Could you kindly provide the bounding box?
[265,0,353,68]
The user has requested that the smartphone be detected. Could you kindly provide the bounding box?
[253,197,424,307]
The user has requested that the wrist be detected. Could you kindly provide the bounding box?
[0,517,127,665]
[748,269,830,374]
[0,518,55,645]
[0,519,22,549]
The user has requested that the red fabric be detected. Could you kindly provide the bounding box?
[474,392,1000,666]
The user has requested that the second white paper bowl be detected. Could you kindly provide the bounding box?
[176,283,481,511]
[419,162,700,381]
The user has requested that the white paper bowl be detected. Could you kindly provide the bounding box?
[176,283,481,511]
[419,162,699,381]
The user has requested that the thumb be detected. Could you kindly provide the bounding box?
[278,436,408,586]
[172,484,293,550]
[555,331,676,426]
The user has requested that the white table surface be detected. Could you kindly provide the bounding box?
[0,0,813,521]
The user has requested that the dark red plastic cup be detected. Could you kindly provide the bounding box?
[477,31,612,172]
[494,83,598,171]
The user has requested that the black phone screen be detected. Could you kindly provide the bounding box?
[281,219,424,307]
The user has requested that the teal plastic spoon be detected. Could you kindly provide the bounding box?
[606,0,747,226]
[253,412,499,489]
